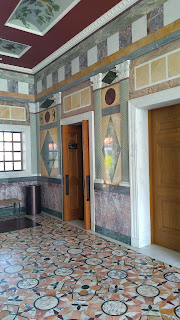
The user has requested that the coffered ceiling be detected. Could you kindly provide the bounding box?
[0,0,135,73]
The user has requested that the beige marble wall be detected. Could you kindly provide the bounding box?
[0,100,30,125]
[130,39,180,99]
[61,80,94,119]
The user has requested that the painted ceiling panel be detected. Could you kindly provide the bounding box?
[0,38,30,58]
[6,0,81,36]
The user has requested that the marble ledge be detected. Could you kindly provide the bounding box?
[94,183,130,195]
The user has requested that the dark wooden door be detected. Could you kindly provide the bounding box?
[62,125,83,221]
[149,104,180,252]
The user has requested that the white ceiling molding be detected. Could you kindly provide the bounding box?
[0,63,33,74]
[0,0,139,75]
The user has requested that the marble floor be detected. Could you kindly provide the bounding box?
[0,213,180,320]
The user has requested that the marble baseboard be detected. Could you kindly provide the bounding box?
[42,207,62,219]
[0,206,25,216]
[95,225,131,245]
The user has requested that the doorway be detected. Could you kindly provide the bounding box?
[60,111,95,231]
[149,104,180,252]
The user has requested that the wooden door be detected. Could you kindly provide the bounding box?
[82,120,91,230]
[62,125,83,221]
[149,104,180,252]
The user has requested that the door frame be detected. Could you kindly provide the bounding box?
[128,86,180,248]
[60,111,95,231]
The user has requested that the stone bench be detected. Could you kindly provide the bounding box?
[0,198,21,214]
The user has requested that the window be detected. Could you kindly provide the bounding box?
[0,131,23,171]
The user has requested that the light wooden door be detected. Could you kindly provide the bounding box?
[62,125,83,221]
[82,120,91,230]
[149,104,180,252]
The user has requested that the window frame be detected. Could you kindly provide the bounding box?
[0,131,23,172]
[0,124,31,179]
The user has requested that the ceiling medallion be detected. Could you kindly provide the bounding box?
[5,0,81,36]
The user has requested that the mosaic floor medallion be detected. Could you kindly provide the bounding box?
[34,295,59,310]
[108,269,128,279]
[85,258,102,265]
[112,249,128,256]
[17,278,39,289]
[0,253,12,260]
[4,264,23,273]
[54,267,73,276]
[164,272,180,282]
[136,285,160,298]
[101,300,128,316]
[175,305,180,318]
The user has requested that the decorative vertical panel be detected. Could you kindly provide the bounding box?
[39,106,57,126]
[40,127,58,178]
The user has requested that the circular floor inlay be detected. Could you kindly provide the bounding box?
[86,258,102,266]
[5,264,23,274]
[68,248,82,254]
[0,254,12,261]
[164,272,180,283]
[175,305,180,318]
[101,300,128,316]
[136,285,160,298]
[26,247,41,253]
[34,295,59,310]
[108,270,128,279]
[17,278,39,289]
[53,240,67,246]
[54,267,73,276]
[112,250,128,257]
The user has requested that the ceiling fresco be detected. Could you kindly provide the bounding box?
[0,38,30,58]
[6,0,81,36]
[0,0,124,70]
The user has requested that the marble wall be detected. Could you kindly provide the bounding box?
[40,182,62,215]
[0,180,37,213]
[95,189,131,243]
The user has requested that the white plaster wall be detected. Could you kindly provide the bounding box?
[58,66,65,82]
[18,82,29,95]
[132,15,147,42]
[164,0,180,26]
[0,79,8,92]
[107,32,119,56]
[87,46,98,66]
[72,57,80,75]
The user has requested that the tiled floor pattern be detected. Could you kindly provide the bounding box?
[0,214,179,320]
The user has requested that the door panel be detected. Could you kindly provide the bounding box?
[62,125,83,221]
[150,104,180,252]
[82,120,91,230]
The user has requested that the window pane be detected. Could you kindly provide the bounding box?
[13,133,21,141]
[0,142,3,151]
[14,162,21,171]
[5,162,13,171]
[4,142,12,151]
[0,152,3,161]
[0,132,3,141]
[5,152,13,161]
[13,143,21,151]
[0,162,4,171]
[4,132,12,141]
[14,152,21,161]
